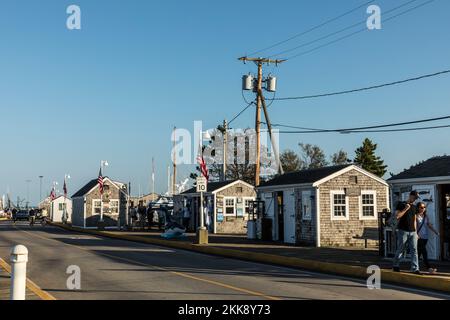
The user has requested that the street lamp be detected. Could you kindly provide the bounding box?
[99,161,108,224]
[50,181,58,221]
[63,174,71,224]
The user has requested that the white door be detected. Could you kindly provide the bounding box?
[414,185,440,260]
[283,191,296,244]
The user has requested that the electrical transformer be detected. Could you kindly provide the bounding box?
[242,74,254,91]
[266,75,277,92]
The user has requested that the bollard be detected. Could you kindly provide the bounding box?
[10,245,28,300]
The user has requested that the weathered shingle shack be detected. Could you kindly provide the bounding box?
[72,177,128,229]
[258,164,389,247]
[174,180,256,234]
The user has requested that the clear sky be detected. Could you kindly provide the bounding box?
[1,0,449,205]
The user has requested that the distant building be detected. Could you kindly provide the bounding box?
[71,177,128,229]
[49,196,72,223]
[388,156,450,261]
[258,164,389,247]
[130,193,159,208]
[175,180,256,234]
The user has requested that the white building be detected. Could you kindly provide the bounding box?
[50,196,72,223]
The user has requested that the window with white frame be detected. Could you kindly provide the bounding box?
[93,200,102,215]
[58,203,66,211]
[110,200,119,215]
[224,197,236,215]
[331,191,348,220]
[244,198,254,214]
[360,191,377,219]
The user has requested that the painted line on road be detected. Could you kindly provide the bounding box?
[0,257,56,301]
[14,226,280,300]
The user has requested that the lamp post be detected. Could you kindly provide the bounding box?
[51,181,58,220]
[63,174,70,223]
[99,160,109,223]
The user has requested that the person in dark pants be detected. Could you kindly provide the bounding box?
[12,208,17,223]
[146,204,153,230]
[392,191,421,274]
[416,202,440,274]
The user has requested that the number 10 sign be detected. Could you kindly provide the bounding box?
[196,177,207,193]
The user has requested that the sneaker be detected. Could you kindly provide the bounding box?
[393,267,400,272]
[428,268,437,274]
[413,270,422,275]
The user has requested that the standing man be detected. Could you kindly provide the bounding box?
[393,190,421,274]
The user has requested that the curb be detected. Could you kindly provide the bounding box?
[52,223,450,294]
[0,257,56,300]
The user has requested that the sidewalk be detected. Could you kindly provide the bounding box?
[53,223,450,293]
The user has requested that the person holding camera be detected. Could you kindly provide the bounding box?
[392,191,421,274]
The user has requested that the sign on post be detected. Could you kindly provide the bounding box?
[196,177,207,193]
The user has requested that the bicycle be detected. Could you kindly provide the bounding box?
[41,217,48,227]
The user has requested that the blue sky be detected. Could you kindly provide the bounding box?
[0,0,449,205]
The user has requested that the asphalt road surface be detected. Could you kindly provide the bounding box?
[0,221,448,300]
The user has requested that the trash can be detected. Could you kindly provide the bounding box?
[261,218,272,241]
[247,220,256,239]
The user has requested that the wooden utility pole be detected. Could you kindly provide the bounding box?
[238,57,285,187]
[172,127,177,196]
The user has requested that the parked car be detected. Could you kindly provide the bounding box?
[15,210,30,221]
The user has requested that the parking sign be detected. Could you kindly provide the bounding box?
[196,177,207,193]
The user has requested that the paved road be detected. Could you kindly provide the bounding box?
[0,221,448,300]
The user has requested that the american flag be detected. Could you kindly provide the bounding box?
[50,188,56,201]
[63,178,68,198]
[98,168,104,195]
[197,155,209,181]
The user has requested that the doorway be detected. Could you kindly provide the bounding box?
[276,191,284,242]
[439,184,450,260]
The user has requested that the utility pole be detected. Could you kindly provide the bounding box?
[172,127,177,196]
[222,119,228,182]
[239,57,285,186]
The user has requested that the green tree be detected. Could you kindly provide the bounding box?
[280,149,301,173]
[299,143,328,169]
[331,149,350,166]
[354,138,387,177]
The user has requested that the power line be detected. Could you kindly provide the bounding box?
[337,124,450,133]
[268,0,420,59]
[278,124,450,134]
[269,115,450,132]
[268,115,450,134]
[246,0,375,57]
[272,69,450,101]
[228,101,255,126]
[284,0,436,60]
